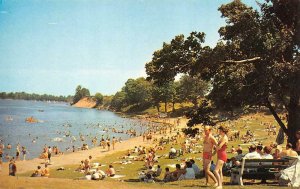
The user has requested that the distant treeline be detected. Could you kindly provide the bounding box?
[0,92,73,102]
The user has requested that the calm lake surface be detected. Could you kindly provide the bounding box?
[0,99,148,161]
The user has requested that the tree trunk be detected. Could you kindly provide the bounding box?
[165,101,167,113]
[265,99,288,134]
[192,99,197,107]
[172,102,175,112]
[156,103,160,112]
[266,95,300,148]
[287,91,300,148]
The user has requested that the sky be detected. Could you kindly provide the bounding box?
[0,0,259,96]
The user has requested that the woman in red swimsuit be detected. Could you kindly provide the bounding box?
[214,126,229,189]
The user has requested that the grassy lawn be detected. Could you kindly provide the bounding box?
[19,112,288,188]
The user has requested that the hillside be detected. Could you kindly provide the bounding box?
[72,97,97,108]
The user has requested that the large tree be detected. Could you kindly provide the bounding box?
[110,90,126,111]
[146,0,300,146]
[152,81,177,113]
[94,92,104,105]
[177,75,210,106]
[72,85,90,104]
[123,77,153,106]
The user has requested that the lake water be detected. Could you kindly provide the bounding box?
[0,99,149,161]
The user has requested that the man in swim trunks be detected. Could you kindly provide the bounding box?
[203,126,218,186]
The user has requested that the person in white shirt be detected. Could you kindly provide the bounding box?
[261,146,273,159]
[182,161,195,180]
[106,165,115,177]
[190,159,200,176]
[169,147,177,158]
[244,145,261,159]
[243,145,261,172]
[85,172,92,180]
[92,171,100,180]
[92,168,106,180]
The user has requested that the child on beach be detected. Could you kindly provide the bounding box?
[8,159,17,176]
[106,165,115,177]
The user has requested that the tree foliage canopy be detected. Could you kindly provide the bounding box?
[145,0,300,146]
[0,92,72,102]
[72,85,90,104]
[94,92,104,105]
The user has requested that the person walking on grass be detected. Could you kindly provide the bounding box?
[214,126,229,189]
[203,126,218,186]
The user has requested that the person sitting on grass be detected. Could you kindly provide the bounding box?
[163,167,174,182]
[210,161,216,172]
[181,161,195,180]
[106,164,115,177]
[92,168,105,180]
[31,166,42,177]
[190,159,201,177]
[153,165,162,177]
[85,172,92,180]
[169,147,177,159]
[172,164,186,181]
[75,160,85,172]
[41,164,50,177]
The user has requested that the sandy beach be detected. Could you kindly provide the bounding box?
[1,136,151,175]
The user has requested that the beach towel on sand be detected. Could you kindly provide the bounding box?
[110,175,125,178]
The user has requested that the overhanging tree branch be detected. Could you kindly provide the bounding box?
[221,57,261,64]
